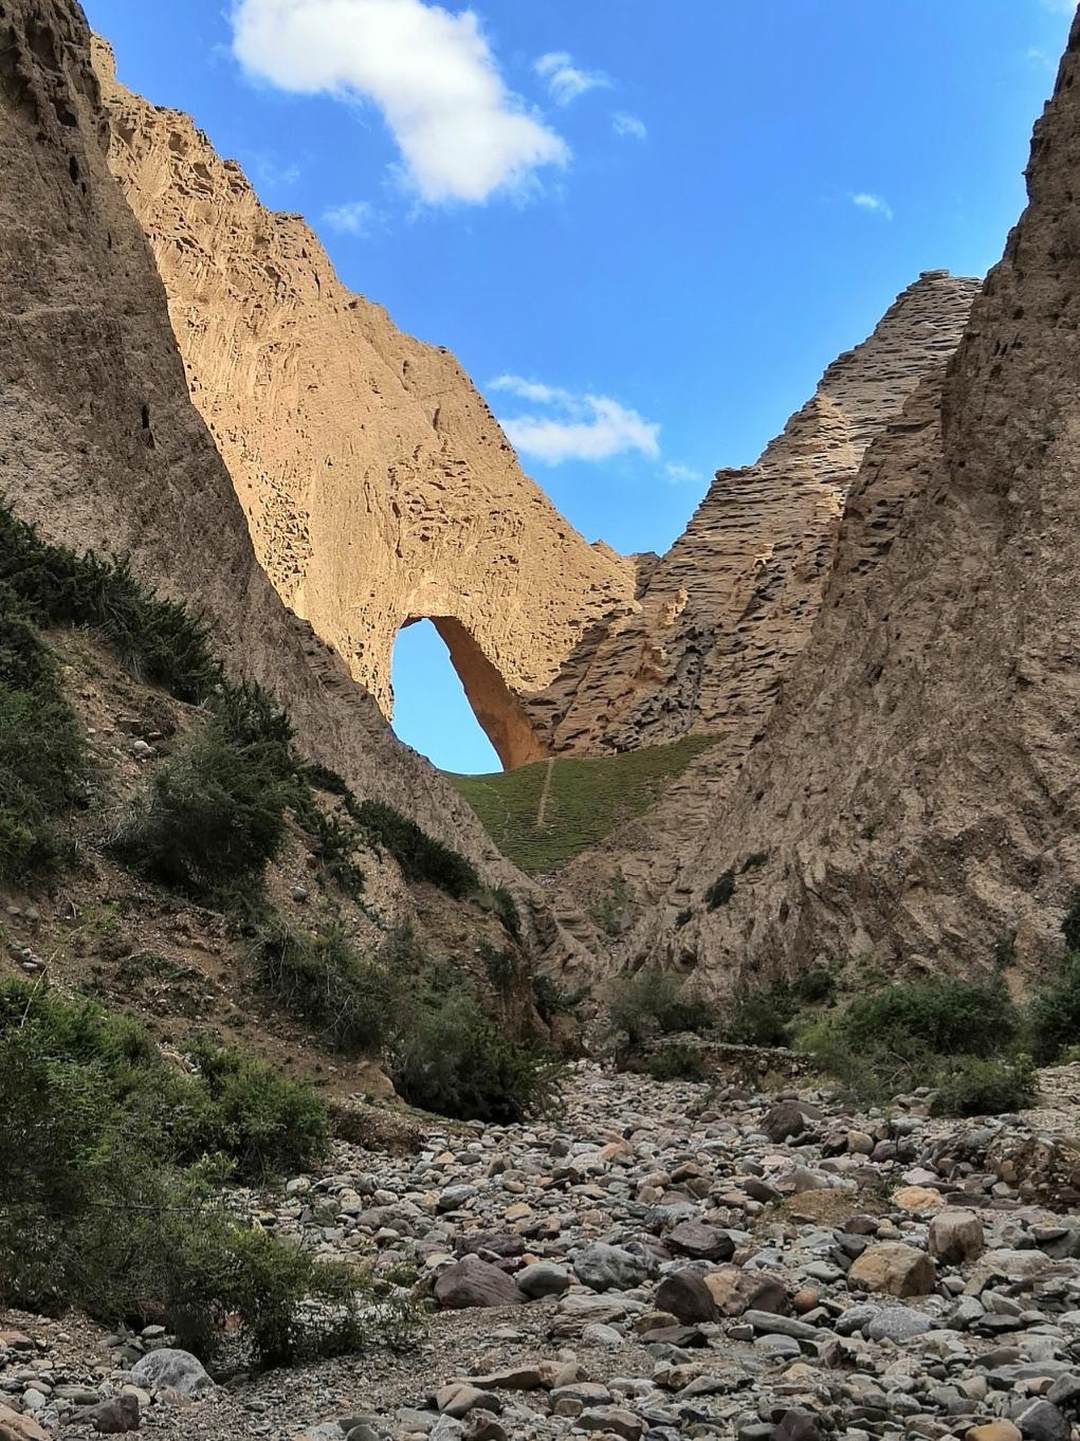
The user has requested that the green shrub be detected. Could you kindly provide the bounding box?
[180,1036,330,1178]
[644,1042,706,1082]
[0,605,89,881]
[0,983,388,1368]
[728,989,796,1048]
[800,975,1026,1108]
[607,968,709,1044]
[1064,893,1080,953]
[0,980,328,1181]
[0,506,222,703]
[705,870,735,909]
[531,974,585,1025]
[1027,953,1080,1064]
[838,976,1016,1060]
[357,798,479,898]
[931,1055,1037,1117]
[112,719,290,900]
[727,969,837,1048]
[391,986,564,1122]
[491,886,522,940]
[252,921,401,1054]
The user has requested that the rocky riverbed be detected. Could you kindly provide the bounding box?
[6,1060,1080,1441]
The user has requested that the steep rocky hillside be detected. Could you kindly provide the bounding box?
[94,41,635,772]
[523,276,981,940]
[638,11,1080,992]
[0,0,588,973]
[526,271,980,759]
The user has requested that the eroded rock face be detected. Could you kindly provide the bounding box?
[547,275,979,936]
[641,12,1080,989]
[0,0,582,966]
[93,40,635,771]
[527,271,979,759]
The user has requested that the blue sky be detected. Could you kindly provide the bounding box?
[85,0,1074,774]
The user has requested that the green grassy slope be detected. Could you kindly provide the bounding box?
[446,735,718,874]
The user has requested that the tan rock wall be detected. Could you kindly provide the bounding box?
[529,271,980,761]
[0,0,592,974]
[93,42,635,771]
[632,12,1080,990]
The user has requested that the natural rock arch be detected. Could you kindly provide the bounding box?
[397,616,548,772]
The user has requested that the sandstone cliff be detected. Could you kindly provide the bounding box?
[93,43,635,773]
[0,0,576,962]
[636,11,1080,990]
[547,274,979,934]
[528,271,980,760]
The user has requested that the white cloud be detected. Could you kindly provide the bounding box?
[489,374,571,405]
[323,199,376,235]
[489,376,659,465]
[665,462,703,485]
[1027,45,1054,68]
[851,191,894,221]
[535,51,611,107]
[1040,0,1075,15]
[612,111,647,141]
[231,0,569,205]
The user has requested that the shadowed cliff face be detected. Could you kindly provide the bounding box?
[0,0,600,975]
[632,12,1080,993]
[92,39,635,773]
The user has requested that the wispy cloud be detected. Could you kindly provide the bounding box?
[1027,45,1055,69]
[490,375,660,465]
[248,153,301,191]
[535,51,611,107]
[1040,0,1075,15]
[664,462,703,486]
[851,191,894,221]
[231,0,569,205]
[612,111,647,141]
[323,200,376,236]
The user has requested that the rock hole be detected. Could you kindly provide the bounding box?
[68,154,79,184]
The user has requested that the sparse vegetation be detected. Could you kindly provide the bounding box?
[593,868,631,936]
[253,920,402,1054]
[1064,893,1080,953]
[0,602,89,880]
[705,869,735,909]
[607,967,710,1046]
[357,797,479,897]
[446,734,718,875]
[390,982,565,1123]
[0,505,222,703]
[0,980,407,1369]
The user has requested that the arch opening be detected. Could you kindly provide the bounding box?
[390,617,548,774]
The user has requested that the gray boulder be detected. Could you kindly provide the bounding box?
[129,1348,215,1395]
[434,1255,524,1309]
[573,1241,655,1292]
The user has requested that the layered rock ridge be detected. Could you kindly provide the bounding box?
[93,41,636,771]
[526,271,980,763]
[637,11,1080,988]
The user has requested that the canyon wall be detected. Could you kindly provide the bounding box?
[547,274,980,932]
[94,42,635,772]
[0,0,586,967]
[527,271,980,760]
[634,10,1080,991]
